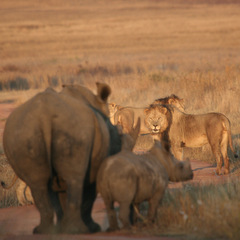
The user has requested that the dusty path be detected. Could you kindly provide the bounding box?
[0,160,238,240]
[0,102,239,240]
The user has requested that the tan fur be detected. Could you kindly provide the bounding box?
[113,95,184,134]
[16,178,34,205]
[144,104,238,175]
[108,102,123,124]
[1,172,34,205]
[3,83,122,234]
[114,106,148,134]
[152,94,185,112]
[97,124,193,231]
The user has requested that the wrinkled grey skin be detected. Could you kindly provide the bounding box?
[97,136,193,231]
[3,82,121,234]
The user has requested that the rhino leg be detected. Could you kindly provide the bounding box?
[60,182,89,234]
[105,200,119,231]
[31,185,56,234]
[48,186,64,229]
[81,182,101,233]
[119,201,132,229]
[147,188,165,223]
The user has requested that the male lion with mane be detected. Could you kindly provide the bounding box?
[144,104,238,175]
[152,94,185,112]
[113,94,184,134]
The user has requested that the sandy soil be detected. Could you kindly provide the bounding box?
[0,102,239,240]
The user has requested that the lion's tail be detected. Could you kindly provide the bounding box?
[224,117,238,158]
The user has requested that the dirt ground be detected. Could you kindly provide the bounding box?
[0,102,239,240]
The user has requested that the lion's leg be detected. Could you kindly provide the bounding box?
[210,144,223,175]
[207,128,226,175]
[223,156,230,175]
[221,132,230,174]
[208,130,225,175]
[171,146,184,161]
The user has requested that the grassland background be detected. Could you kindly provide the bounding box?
[1,0,240,238]
[1,0,240,158]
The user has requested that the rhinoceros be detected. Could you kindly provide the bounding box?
[3,82,121,234]
[97,136,193,231]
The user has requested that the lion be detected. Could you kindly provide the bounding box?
[144,104,238,175]
[152,94,185,112]
[97,118,193,231]
[113,95,184,134]
[1,173,34,205]
[108,102,123,124]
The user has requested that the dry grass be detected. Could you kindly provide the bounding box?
[0,154,19,208]
[1,0,240,237]
[154,181,240,239]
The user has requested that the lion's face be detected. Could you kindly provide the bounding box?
[144,105,169,134]
[108,103,119,118]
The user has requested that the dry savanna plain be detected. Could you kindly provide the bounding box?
[1,0,240,239]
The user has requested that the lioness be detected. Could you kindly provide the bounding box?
[1,174,34,205]
[113,94,184,134]
[144,104,238,175]
[108,102,123,124]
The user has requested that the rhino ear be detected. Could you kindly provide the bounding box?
[96,82,111,103]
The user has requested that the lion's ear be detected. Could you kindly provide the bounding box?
[180,98,185,105]
[62,84,71,89]
[109,102,116,107]
[144,108,150,115]
[159,107,168,115]
[168,99,174,105]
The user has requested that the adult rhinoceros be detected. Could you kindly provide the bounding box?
[3,82,121,234]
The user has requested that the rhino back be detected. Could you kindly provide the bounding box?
[3,90,103,183]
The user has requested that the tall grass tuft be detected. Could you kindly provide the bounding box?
[155,181,240,239]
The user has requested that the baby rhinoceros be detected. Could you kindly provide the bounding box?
[97,127,193,231]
